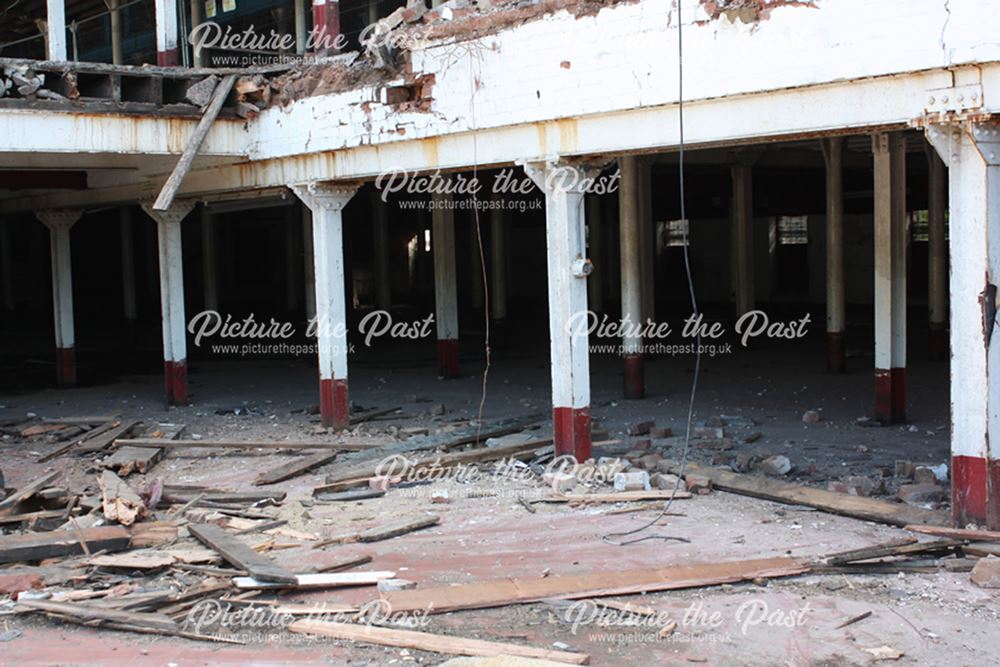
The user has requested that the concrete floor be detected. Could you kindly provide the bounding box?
[1,327,975,666]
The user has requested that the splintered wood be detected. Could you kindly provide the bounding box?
[99,470,147,526]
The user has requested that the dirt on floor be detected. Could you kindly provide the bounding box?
[1,340,990,666]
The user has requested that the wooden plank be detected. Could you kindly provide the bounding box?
[288,620,591,665]
[315,489,386,502]
[162,488,286,504]
[37,419,120,462]
[99,470,147,526]
[819,538,960,566]
[0,525,131,564]
[541,490,692,503]
[904,524,1000,542]
[0,508,81,525]
[129,520,180,547]
[101,445,163,476]
[188,523,297,584]
[152,73,237,210]
[233,571,396,590]
[41,414,121,424]
[382,556,809,614]
[664,461,948,527]
[17,599,179,632]
[0,470,60,514]
[116,438,376,450]
[76,419,140,453]
[255,450,338,486]
[349,407,401,424]
[316,438,552,494]
[311,553,374,573]
[358,515,440,543]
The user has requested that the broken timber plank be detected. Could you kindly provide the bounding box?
[315,489,385,502]
[37,419,121,462]
[233,571,396,590]
[162,488,286,504]
[18,599,179,632]
[99,470,147,526]
[76,419,140,454]
[188,523,297,583]
[0,525,131,563]
[381,556,808,614]
[903,524,1000,542]
[665,461,948,527]
[0,470,60,514]
[349,407,401,424]
[41,414,121,424]
[358,515,440,543]
[115,438,377,450]
[255,450,338,486]
[153,73,236,210]
[316,438,552,493]
[541,490,692,503]
[289,620,590,664]
[102,446,162,476]
[818,538,960,565]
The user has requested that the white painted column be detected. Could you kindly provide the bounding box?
[142,202,194,405]
[822,136,846,372]
[523,160,596,462]
[301,203,316,322]
[372,189,391,311]
[927,121,1000,528]
[120,208,137,323]
[1,222,14,312]
[188,0,204,67]
[432,191,460,378]
[586,194,604,314]
[295,0,309,55]
[200,208,218,312]
[291,182,358,429]
[731,157,755,317]
[927,146,948,361]
[154,0,180,66]
[490,203,507,327]
[872,132,907,424]
[36,210,81,386]
[45,0,67,61]
[618,155,645,399]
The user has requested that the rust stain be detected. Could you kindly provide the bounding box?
[421,137,440,168]
[558,119,579,153]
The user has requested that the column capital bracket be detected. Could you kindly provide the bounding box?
[517,158,613,195]
[141,200,195,225]
[36,209,83,230]
[924,119,1000,167]
[290,182,361,213]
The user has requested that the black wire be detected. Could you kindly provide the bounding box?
[603,0,700,547]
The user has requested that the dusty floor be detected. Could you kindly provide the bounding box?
[2,336,984,666]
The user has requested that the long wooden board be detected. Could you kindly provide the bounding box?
[903,524,1000,541]
[542,490,692,503]
[664,461,947,527]
[255,450,338,486]
[115,438,379,450]
[288,620,591,665]
[18,598,179,631]
[188,523,297,583]
[0,525,131,563]
[381,556,808,614]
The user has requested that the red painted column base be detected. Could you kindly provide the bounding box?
[319,378,349,429]
[553,406,591,462]
[164,360,188,405]
[55,347,76,387]
[826,331,845,373]
[623,354,645,399]
[156,49,179,67]
[928,323,947,362]
[874,367,906,424]
[436,339,460,379]
[952,454,1000,529]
